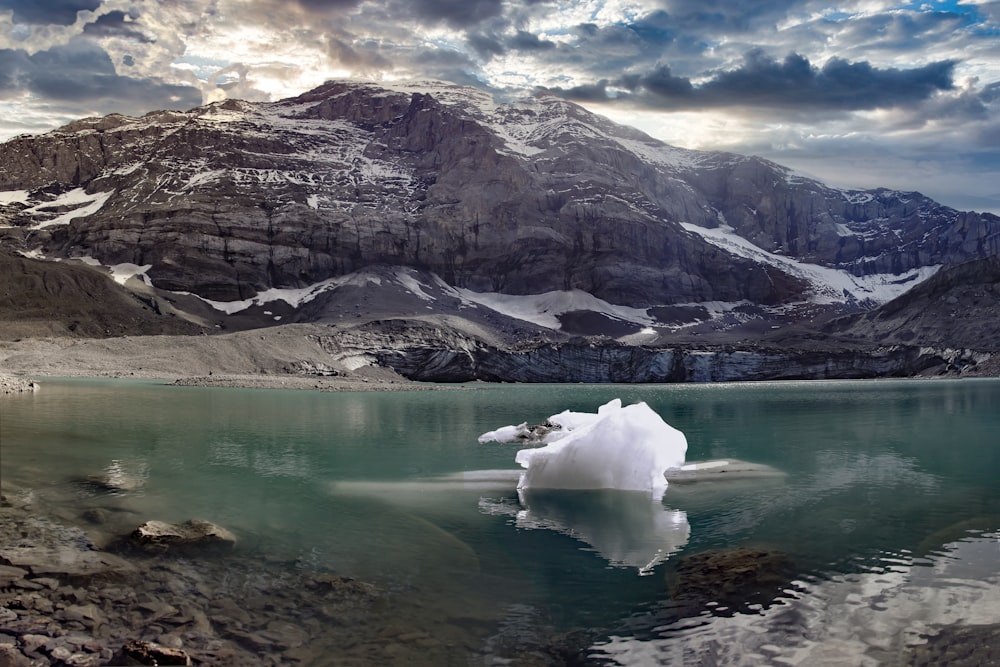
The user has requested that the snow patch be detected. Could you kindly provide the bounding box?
[110,263,152,286]
[0,190,30,205]
[449,287,654,330]
[680,222,939,304]
[395,270,435,302]
[185,169,225,189]
[194,272,384,314]
[611,137,700,171]
[340,354,375,371]
[27,189,114,230]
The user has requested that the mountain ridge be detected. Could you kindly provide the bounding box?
[0,79,998,381]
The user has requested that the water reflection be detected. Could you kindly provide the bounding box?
[481,490,690,575]
[593,531,1000,666]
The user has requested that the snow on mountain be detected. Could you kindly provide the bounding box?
[447,285,655,330]
[24,188,114,230]
[680,222,940,305]
[109,263,153,286]
[193,272,385,315]
[0,190,29,205]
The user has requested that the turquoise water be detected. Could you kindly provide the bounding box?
[2,378,1000,662]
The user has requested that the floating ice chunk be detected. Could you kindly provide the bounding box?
[477,422,531,444]
[484,399,688,499]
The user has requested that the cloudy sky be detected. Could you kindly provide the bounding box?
[1,0,998,212]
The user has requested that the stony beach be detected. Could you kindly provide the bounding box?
[0,481,515,667]
[0,374,37,395]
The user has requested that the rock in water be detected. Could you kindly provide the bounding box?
[130,519,237,554]
[668,547,798,613]
[118,640,192,666]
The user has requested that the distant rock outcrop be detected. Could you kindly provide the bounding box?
[820,256,1000,351]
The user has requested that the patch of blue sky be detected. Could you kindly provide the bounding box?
[171,55,231,82]
[899,0,986,22]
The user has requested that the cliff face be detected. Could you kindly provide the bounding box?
[1,80,996,311]
[323,318,985,383]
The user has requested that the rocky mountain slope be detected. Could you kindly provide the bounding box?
[0,248,202,339]
[0,80,997,381]
[818,256,1000,352]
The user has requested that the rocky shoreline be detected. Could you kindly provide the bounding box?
[0,487,505,667]
[0,373,37,395]
[168,373,453,392]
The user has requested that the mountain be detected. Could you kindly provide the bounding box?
[819,256,1000,352]
[0,80,997,380]
[0,247,202,339]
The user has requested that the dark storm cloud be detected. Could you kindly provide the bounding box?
[698,51,955,109]
[0,0,101,25]
[326,35,391,72]
[280,0,506,26]
[655,0,801,34]
[413,0,504,26]
[623,64,692,97]
[287,0,363,11]
[82,11,150,41]
[0,40,201,112]
[410,46,487,87]
[551,79,611,102]
[515,17,710,82]
[982,81,1000,104]
[466,32,505,58]
[549,51,956,112]
[507,30,556,51]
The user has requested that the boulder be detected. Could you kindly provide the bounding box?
[0,545,136,580]
[130,520,236,554]
[0,566,27,586]
[667,546,797,613]
[117,640,192,666]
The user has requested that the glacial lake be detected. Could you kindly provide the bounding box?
[2,377,1000,664]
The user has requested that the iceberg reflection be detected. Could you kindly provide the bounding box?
[481,490,690,575]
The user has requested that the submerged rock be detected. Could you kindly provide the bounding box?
[117,640,192,666]
[0,564,28,586]
[905,623,1000,666]
[129,520,237,554]
[667,546,798,614]
[0,545,137,581]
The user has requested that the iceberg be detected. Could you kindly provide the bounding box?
[480,399,688,500]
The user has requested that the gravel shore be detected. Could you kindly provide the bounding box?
[0,325,451,393]
[0,490,490,666]
[0,373,37,394]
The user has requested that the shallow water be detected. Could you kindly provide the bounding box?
[2,377,1000,663]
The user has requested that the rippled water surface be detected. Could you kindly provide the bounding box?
[2,378,999,664]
